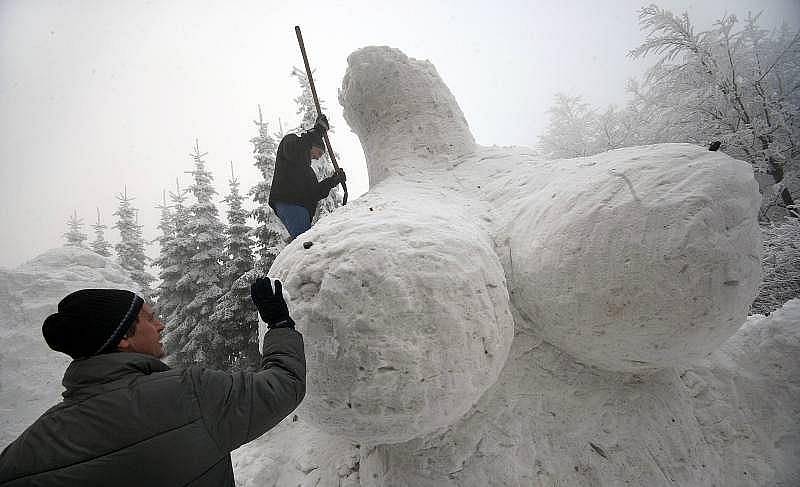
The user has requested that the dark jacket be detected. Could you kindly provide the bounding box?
[269,129,337,220]
[0,328,305,487]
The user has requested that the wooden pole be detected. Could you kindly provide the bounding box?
[295,25,348,205]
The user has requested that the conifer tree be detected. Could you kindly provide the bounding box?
[292,67,343,220]
[169,140,227,368]
[153,189,177,320]
[114,187,154,296]
[63,210,88,247]
[160,180,196,363]
[249,105,288,271]
[90,208,112,257]
[211,163,260,370]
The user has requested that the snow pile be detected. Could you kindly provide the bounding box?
[683,300,800,485]
[0,247,138,447]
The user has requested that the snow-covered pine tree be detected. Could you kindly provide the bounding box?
[292,66,343,220]
[211,163,260,370]
[249,105,288,271]
[90,208,112,257]
[63,210,88,247]
[153,189,177,320]
[160,180,197,365]
[114,187,154,296]
[171,140,227,368]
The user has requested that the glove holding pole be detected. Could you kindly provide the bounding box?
[314,114,330,132]
[295,25,348,205]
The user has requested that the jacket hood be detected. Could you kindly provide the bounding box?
[62,352,170,399]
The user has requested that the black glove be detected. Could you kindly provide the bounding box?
[314,114,329,132]
[333,168,346,184]
[251,278,294,329]
[322,176,338,192]
[322,169,345,191]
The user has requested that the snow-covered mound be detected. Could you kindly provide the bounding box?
[0,247,138,447]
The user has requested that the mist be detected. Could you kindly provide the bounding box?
[2,0,798,268]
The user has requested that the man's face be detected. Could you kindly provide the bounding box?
[310,146,324,160]
[118,303,166,358]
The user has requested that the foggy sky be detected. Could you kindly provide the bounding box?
[2,0,798,268]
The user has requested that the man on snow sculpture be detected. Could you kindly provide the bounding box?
[269,114,347,239]
[0,279,304,486]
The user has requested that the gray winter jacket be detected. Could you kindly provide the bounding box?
[0,328,305,486]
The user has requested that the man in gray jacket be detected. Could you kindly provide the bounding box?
[0,277,304,486]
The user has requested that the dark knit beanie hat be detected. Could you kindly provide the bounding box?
[42,289,144,359]
[310,133,326,152]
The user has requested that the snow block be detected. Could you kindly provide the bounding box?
[505,144,762,371]
[268,181,514,444]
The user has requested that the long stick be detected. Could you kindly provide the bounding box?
[295,25,348,205]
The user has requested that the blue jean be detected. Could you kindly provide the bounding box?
[274,202,311,239]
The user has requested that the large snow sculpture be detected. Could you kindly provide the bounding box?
[268,47,763,446]
[260,45,774,482]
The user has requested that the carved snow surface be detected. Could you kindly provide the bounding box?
[235,301,799,487]
[339,46,476,185]
[356,301,800,487]
[494,144,763,371]
[269,180,514,444]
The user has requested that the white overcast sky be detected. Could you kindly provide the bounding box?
[1,0,798,268]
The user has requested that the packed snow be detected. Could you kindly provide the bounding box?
[496,144,762,371]
[1,46,797,486]
[269,180,514,443]
[0,247,139,447]
[340,46,476,185]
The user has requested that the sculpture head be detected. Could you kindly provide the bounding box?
[339,46,476,185]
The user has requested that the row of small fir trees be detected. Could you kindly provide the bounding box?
[61,69,343,370]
